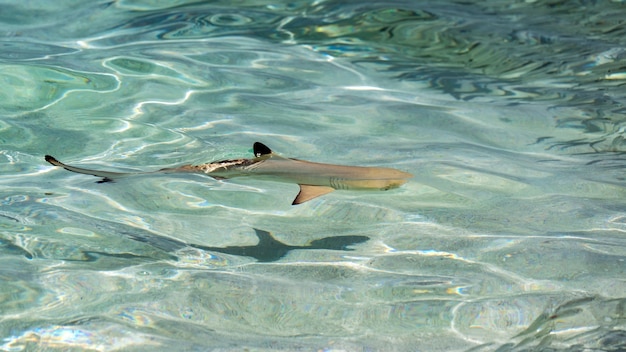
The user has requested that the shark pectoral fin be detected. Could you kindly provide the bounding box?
[293,185,335,205]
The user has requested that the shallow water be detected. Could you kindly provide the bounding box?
[1,0,626,351]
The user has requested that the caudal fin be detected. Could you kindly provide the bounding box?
[45,155,134,182]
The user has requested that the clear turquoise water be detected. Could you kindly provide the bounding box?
[1,1,626,351]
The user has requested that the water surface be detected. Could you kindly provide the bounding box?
[1,1,625,351]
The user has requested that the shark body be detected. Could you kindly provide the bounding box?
[45,142,412,204]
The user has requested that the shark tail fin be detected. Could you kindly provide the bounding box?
[45,155,131,183]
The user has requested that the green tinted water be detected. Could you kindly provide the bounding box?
[1,1,625,351]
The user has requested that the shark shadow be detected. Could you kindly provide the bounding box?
[4,206,368,264]
[127,228,369,263]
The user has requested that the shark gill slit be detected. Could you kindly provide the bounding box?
[329,177,348,190]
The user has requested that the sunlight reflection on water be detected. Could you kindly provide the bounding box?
[1,0,625,351]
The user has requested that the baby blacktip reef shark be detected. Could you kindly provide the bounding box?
[45,142,412,205]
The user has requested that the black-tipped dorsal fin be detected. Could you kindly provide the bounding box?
[253,142,272,157]
[293,185,335,205]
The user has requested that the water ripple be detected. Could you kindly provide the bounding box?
[0,65,120,114]
[1,1,625,351]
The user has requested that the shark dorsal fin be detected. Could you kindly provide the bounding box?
[253,142,272,157]
[293,185,335,205]
[252,228,283,249]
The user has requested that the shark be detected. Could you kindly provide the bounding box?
[45,142,412,204]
